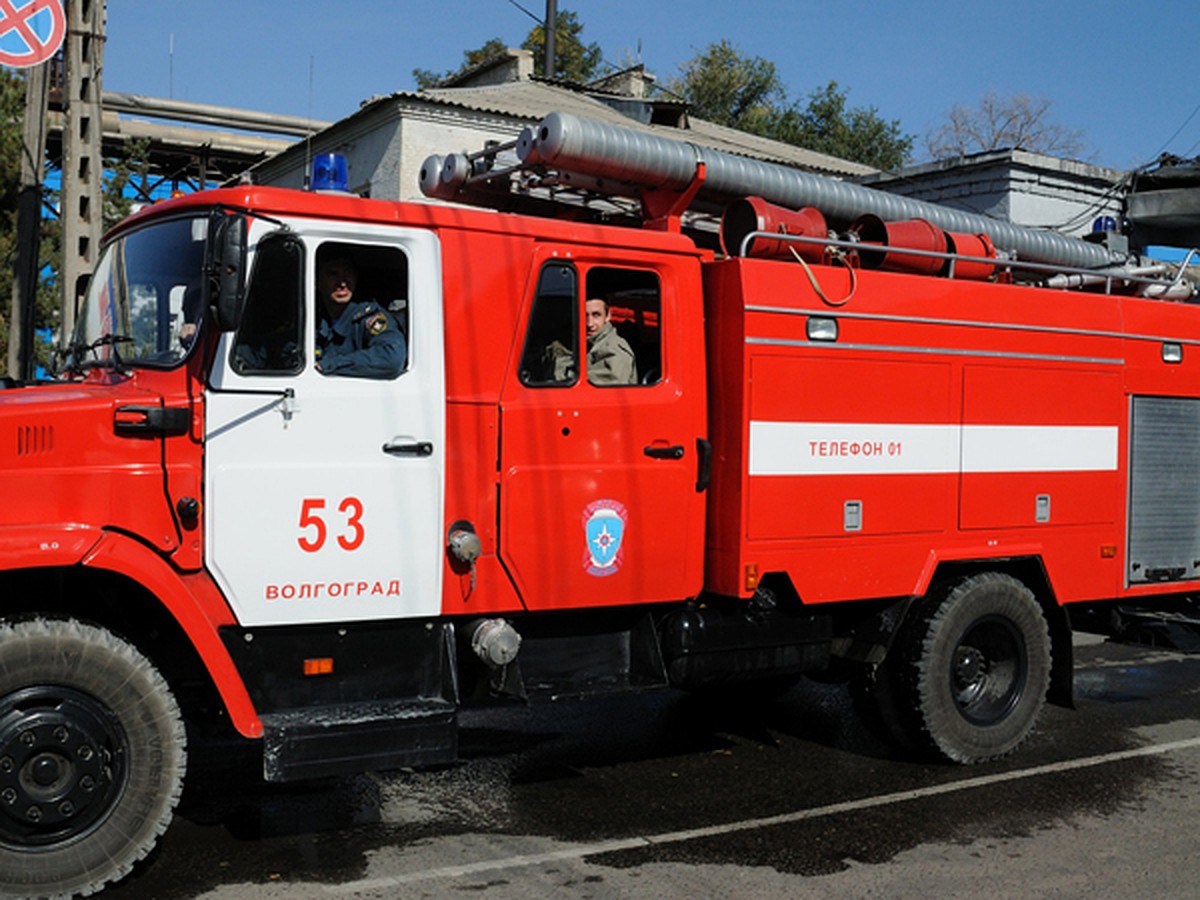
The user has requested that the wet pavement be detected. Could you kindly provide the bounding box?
[105,636,1200,897]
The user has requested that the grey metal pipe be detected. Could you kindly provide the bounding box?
[102,91,330,137]
[530,112,1118,270]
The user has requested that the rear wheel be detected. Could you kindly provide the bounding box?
[899,573,1051,763]
[0,619,187,897]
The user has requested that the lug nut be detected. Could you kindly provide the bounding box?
[53,726,68,743]
[58,801,74,816]
[1,788,15,805]
[77,745,93,761]
[0,757,12,773]
[79,776,94,792]
[19,732,34,746]
[25,806,40,822]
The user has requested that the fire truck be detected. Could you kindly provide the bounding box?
[1,110,1197,895]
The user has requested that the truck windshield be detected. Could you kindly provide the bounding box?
[70,215,209,370]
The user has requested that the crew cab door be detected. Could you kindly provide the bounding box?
[498,250,707,610]
[204,222,445,627]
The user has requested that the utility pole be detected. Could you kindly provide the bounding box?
[60,0,107,333]
[543,0,557,79]
[8,65,50,380]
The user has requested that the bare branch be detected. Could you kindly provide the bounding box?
[925,91,1087,161]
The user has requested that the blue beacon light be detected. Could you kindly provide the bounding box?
[311,153,349,192]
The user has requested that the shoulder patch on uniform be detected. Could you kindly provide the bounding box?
[365,312,389,335]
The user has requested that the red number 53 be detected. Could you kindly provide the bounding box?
[297,497,365,552]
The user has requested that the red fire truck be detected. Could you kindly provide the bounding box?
[1,111,1196,895]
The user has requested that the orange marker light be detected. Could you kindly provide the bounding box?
[1100,545,1117,559]
[745,563,760,591]
[303,658,334,676]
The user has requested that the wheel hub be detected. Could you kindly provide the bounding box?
[953,646,986,686]
[950,616,1028,726]
[0,686,125,846]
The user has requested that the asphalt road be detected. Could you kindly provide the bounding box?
[106,633,1200,898]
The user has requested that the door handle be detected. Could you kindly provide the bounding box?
[383,440,433,457]
[643,444,685,460]
[114,405,191,437]
[695,438,713,492]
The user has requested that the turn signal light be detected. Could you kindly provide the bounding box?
[1100,545,1117,559]
[303,658,334,676]
[745,563,760,591]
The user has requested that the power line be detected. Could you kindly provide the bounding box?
[504,0,542,25]
[1148,95,1200,161]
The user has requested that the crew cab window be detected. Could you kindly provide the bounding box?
[585,267,661,387]
[231,234,305,375]
[518,263,662,389]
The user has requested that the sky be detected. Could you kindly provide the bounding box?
[91,0,1200,174]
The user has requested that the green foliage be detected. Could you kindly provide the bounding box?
[1,68,157,375]
[666,41,913,171]
[413,38,508,89]
[412,8,602,88]
[773,81,913,172]
[1,68,60,375]
[32,210,60,372]
[104,136,152,230]
[520,10,602,82]
[664,39,784,135]
[1,68,27,371]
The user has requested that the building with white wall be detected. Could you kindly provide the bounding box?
[250,49,875,203]
[855,149,1126,241]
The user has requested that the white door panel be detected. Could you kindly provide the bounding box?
[205,222,444,627]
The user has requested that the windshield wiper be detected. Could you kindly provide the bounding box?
[58,334,135,377]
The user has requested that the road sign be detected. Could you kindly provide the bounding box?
[0,0,65,69]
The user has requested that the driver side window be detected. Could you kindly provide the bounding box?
[230,235,305,376]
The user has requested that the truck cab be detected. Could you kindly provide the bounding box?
[0,186,711,896]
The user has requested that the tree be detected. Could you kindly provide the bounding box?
[412,8,602,88]
[521,9,602,82]
[1,68,24,369]
[663,39,784,135]
[773,81,913,172]
[666,41,913,170]
[413,38,508,89]
[103,137,153,230]
[2,67,157,376]
[925,91,1088,160]
[0,69,57,376]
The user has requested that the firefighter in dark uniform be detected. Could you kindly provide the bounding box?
[315,246,406,378]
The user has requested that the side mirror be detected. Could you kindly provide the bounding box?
[208,213,248,331]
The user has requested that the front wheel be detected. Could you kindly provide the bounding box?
[899,573,1051,764]
[0,619,187,897]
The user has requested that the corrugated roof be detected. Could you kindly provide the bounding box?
[378,78,877,179]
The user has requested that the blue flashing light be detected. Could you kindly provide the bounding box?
[311,153,349,192]
[1092,215,1118,233]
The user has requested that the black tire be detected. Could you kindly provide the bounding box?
[900,573,1051,764]
[0,619,187,897]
